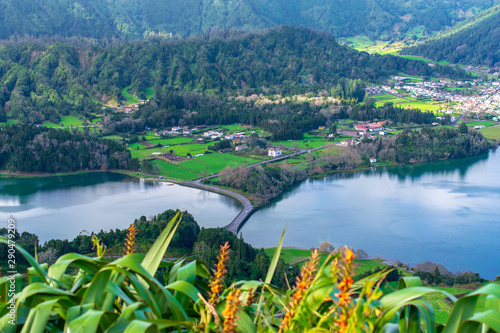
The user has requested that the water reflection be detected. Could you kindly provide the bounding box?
[242,150,500,280]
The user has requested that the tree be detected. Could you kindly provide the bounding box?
[458,122,468,134]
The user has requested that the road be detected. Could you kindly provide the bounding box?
[181,145,333,233]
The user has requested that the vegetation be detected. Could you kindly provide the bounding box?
[0,0,496,41]
[1,213,500,332]
[357,127,489,164]
[402,5,500,65]
[0,27,470,126]
[0,124,138,172]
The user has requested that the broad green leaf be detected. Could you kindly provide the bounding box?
[66,309,105,333]
[141,212,182,277]
[20,299,58,333]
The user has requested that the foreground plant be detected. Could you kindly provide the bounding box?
[0,214,499,332]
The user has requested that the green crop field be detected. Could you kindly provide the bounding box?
[152,159,201,181]
[60,116,83,126]
[480,125,500,140]
[130,147,174,159]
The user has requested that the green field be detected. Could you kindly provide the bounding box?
[466,121,496,128]
[480,125,500,140]
[397,101,442,111]
[122,85,139,104]
[193,153,260,175]
[42,121,60,128]
[60,116,83,127]
[152,159,201,180]
[263,247,388,276]
[146,87,155,99]
[103,135,123,141]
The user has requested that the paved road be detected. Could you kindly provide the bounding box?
[181,147,326,233]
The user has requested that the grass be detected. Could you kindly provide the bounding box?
[103,135,124,141]
[397,101,442,111]
[122,85,139,104]
[152,159,201,181]
[60,116,83,127]
[423,286,472,324]
[193,153,260,175]
[269,140,328,149]
[480,125,500,140]
[146,87,155,99]
[263,248,389,276]
[42,121,60,128]
[466,121,496,127]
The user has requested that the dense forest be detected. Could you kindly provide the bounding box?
[402,5,500,65]
[0,0,497,40]
[0,26,469,125]
[0,124,138,172]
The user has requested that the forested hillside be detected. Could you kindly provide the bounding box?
[0,0,498,40]
[0,27,469,125]
[402,5,500,65]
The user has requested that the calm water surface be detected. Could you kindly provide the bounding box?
[1,151,499,279]
[0,173,241,242]
[241,151,500,280]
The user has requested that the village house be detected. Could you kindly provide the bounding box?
[337,129,358,137]
[235,145,248,151]
[183,130,192,135]
[218,147,234,153]
[203,130,223,138]
[225,134,234,140]
[370,157,377,164]
[268,148,282,157]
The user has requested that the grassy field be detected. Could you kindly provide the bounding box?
[60,116,83,127]
[263,248,388,276]
[397,101,442,111]
[102,135,123,141]
[480,125,500,140]
[146,87,155,99]
[466,121,496,127]
[122,85,139,104]
[194,154,261,175]
[152,159,202,180]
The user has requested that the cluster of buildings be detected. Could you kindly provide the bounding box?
[370,77,500,115]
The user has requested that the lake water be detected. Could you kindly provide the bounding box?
[241,151,500,280]
[1,151,499,279]
[0,173,241,242]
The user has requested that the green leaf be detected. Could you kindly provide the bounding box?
[265,224,287,285]
[19,300,59,333]
[66,309,106,333]
[141,211,182,277]
[0,236,47,283]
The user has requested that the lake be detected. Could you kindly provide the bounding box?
[241,150,500,280]
[0,173,241,241]
[1,150,499,279]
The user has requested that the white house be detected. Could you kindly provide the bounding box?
[235,145,248,151]
[474,125,485,129]
[370,157,377,164]
[268,148,282,157]
[225,134,234,140]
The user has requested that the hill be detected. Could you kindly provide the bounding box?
[0,0,498,40]
[401,5,500,65]
[0,27,469,125]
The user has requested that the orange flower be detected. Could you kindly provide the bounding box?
[209,241,230,306]
[345,248,355,262]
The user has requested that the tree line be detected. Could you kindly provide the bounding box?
[0,124,138,172]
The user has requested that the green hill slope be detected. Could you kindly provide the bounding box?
[0,0,498,40]
[401,5,500,65]
[0,26,469,125]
